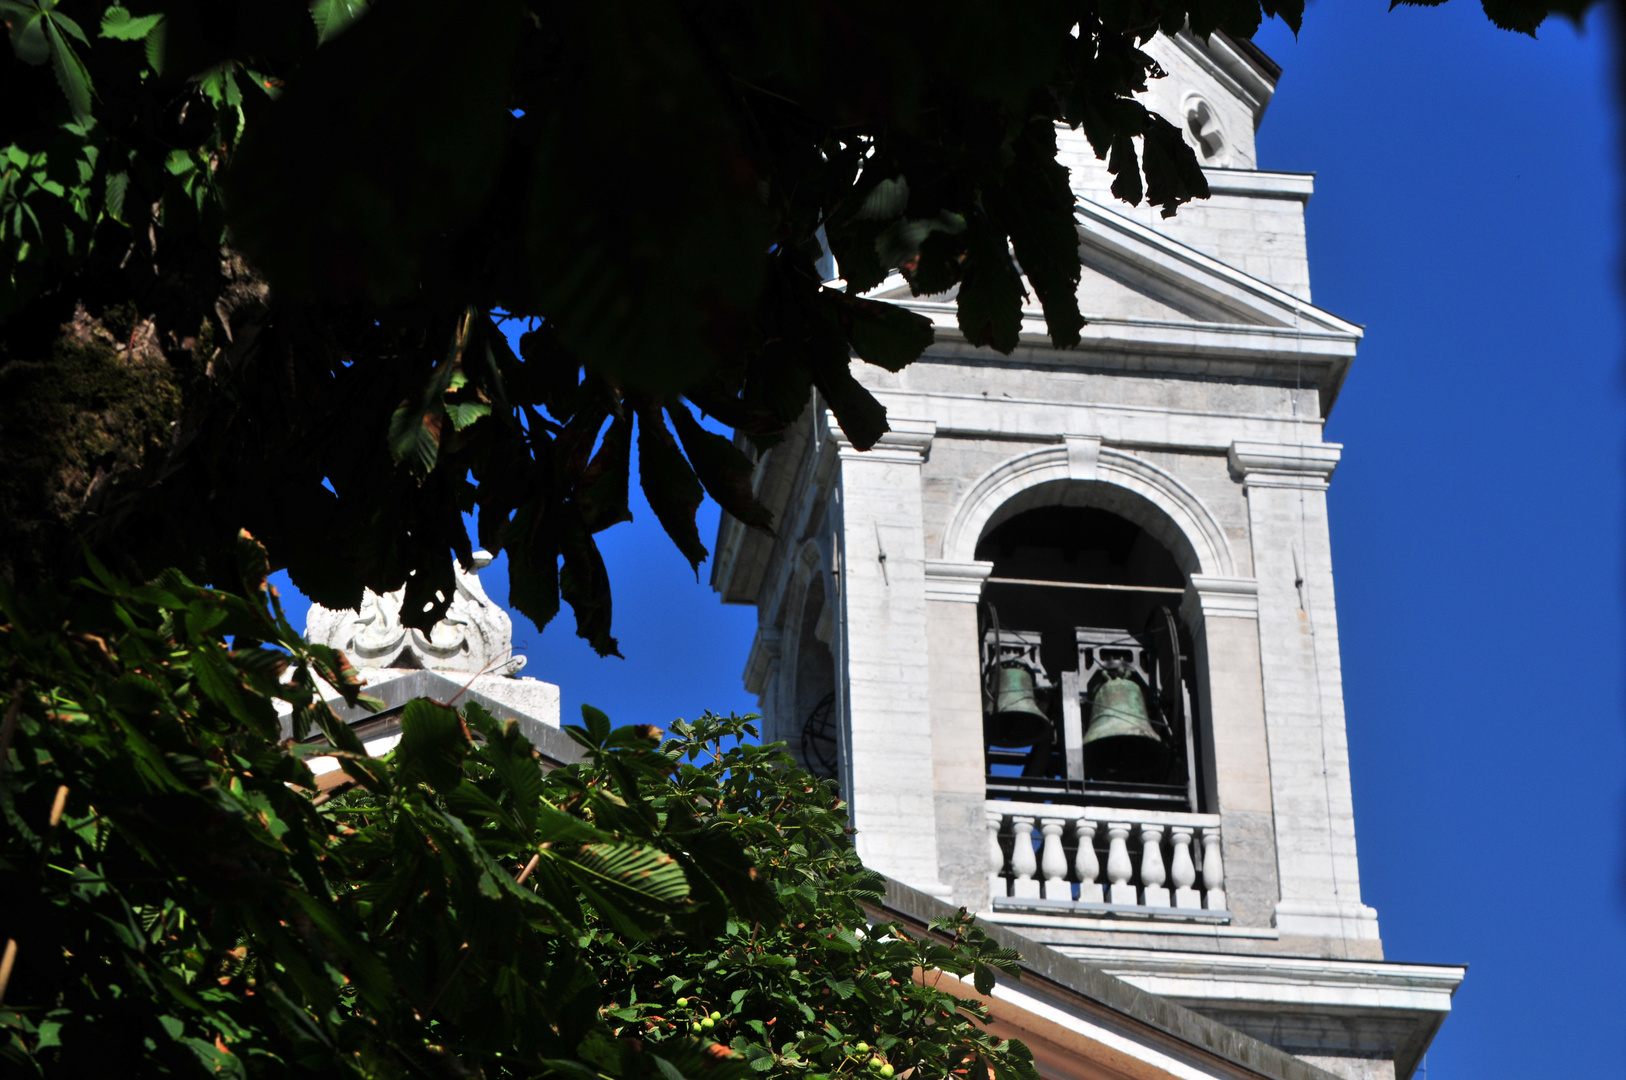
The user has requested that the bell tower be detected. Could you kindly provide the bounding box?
[711,29,1461,1080]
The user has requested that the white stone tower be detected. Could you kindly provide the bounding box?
[711,30,1461,1080]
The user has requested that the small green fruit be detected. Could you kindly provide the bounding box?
[676,998,689,1007]
[690,1023,702,1034]
[855,1043,870,1053]
[701,1018,716,1030]
[880,1066,895,1078]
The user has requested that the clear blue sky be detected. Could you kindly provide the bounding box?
[274,5,1626,1075]
[1250,5,1625,1078]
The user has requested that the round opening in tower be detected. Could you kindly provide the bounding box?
[975,505,1204,810]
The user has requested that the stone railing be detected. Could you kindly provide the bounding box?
[987,801,1229,920]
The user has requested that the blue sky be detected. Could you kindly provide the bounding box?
[1251,4,1626,1077]
[274,5,1626,1075]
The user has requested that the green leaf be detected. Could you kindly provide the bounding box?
[192,640,276,732]
[580,704,611,746]
[388,353,459,478]
[504,487,562,633]
[43,13,94,120]
[876,211,966,275]
[310,0,370,43]
[99,6,163,40]
[857,176,909,220]
[49,6,84,44]
[396,697,467,792]
[635,400,708,572]
[807,347,888,452]
[955,212,1024,354]
[990,121,1085,349]
[104,169,129,221]
[820,290,934,373]
[199,62,243,110]
[1140,113,1209,218]
[445,400,491,430]
[972,961,997,995]
[4,0,53,65]
[1107,134,1143,208]
[556,502,619,655]
[566,842,690,909]
[667,400,774,535]
[576,413,633,534]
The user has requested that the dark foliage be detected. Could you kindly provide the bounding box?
[0,0,1272,654]
[0,532,1036,1076]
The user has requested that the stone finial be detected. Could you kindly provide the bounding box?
[304,552,525,678]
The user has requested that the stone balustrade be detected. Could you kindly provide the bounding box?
[986,801,1229,920]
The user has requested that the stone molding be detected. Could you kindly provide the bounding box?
[1180,575,1260,621]
[826,414,936,464]
[923,559,994,603]
[1200,168,1314,200]
[1228,441,1342,490]
[742,627,781,696]
[941,442,1236,577]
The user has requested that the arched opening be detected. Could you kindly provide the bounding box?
[792,579,839,782]
[976,504,1205,811]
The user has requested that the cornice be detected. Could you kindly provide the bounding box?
[924,559,994,603]
[1228,441,1342,490]
[825,415,936,463]
[1202,169,1313,200]
[1181,575,1260,621]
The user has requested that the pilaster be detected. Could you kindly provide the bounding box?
[742,627,783,740]
[1229,441,1380,950]
[831,417,952,898]
[1180,575,1277,928]
[924,558,995,910]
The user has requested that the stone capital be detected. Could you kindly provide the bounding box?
[1181,574,1260,622]
[742,627,782,695]
[1228,440,1342,490]
[924,559,994,603]
[826,412,936,464]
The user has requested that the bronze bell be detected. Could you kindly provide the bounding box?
[986,664,1051,747]
[1083,674,1167,778]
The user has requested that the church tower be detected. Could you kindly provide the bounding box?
[711,30,1461,1080]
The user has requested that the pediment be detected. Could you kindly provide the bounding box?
[864,195,1359,338]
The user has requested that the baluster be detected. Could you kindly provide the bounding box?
[1010,816,1041,899]
[1104,823,1135,905]
[1169,826,1201,908]
[1201,826,1227,911]
[987,810,1008,905]
[1039,819,1069,901]
[1073,819,1102,903]
[1139,824,1169,907]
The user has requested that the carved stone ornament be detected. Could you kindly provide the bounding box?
[304,552,525,677]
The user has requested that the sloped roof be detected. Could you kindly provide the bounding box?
[866,878,1340,1080]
